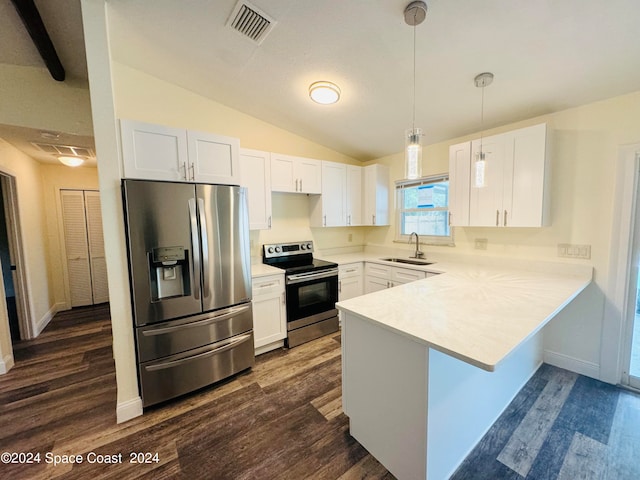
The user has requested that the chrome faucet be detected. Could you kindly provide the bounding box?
[408,232,424,259]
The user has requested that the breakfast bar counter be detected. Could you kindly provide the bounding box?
[335,257,592,479]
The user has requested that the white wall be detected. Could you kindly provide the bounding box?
[0,64,93,136]
[365,90,640,380]
[0,138,54,366]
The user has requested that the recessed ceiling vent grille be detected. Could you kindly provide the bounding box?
[31,142,95,158]
[226,1,276,45]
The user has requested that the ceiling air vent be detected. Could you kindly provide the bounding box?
[31,142,95,158]
[226,1,276,45]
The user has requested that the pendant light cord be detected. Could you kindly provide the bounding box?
[479,81,485,155]
[412,13,417,131]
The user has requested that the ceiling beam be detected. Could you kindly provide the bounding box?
[10,0,65,81]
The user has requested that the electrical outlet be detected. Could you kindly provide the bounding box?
[475,238,488,250]
[557,243,591,259]
[348,233,353,242]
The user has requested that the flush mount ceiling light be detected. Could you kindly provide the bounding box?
[404,0,427,180]
[473,72,494,188]
[309,81,341,105]
[58,156,85,167]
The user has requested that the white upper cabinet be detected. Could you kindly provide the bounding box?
[450,123,550,228]
[310,162,367,228]
[448,141,471,227]
[504,124,550,227]
[363,164,390,226]
[469,133,508,227]
[270,153,321,194]
[120,119,188,181]
[187,130,240,185]
[310,161,347,227]
[240,148,272,230]
[346,165,363,226]
[120,119,240,185]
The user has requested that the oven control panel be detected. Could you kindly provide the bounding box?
[263,241,314,258]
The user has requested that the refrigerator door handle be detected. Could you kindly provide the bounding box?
[188,198,201,300]
[141,304,251,336]
[197,198,211,299]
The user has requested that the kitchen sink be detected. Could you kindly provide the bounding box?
[380,257,434,266]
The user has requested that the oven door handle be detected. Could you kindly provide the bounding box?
[286,268,338,285]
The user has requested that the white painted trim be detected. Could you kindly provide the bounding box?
[116,397,143,424]
[602,143,640,384]
[544,349,600,380]
[0,353,14,374]
[35,303,59,336]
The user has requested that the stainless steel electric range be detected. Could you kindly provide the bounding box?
[262,241,339,347]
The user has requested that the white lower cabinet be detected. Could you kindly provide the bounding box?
[364,262,428,293]
[251,273,286,355]
[339,263,364,301]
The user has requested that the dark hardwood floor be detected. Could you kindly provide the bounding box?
[0,305,392,480]
[3,306,639,479]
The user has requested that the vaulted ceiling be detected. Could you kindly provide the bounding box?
[2,0,640,164]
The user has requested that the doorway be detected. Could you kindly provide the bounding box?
[0,181,19,341]
[625,155,640,390]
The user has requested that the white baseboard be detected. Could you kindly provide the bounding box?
[35,303,62,336]
[116,396,143,424]
[544,350,600,380]
[0,354,15,374]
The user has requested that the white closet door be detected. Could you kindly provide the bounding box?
[61,190,93,307]
[84,191,109,304]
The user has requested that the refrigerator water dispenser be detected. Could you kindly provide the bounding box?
[150,246,190,300]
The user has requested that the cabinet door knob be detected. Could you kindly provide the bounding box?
[268,216,272,229]
[504,210,508,227]
[182,162,187,180]
[190,162,195,181]
[338,280,342,293]
[448,212,452,226]
[323,215,327,227]
[295,179,299,191]
[372,214,376,225]
[496,209,499,227]
[300,179,303,191]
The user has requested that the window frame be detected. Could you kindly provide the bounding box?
[394,173,454,246]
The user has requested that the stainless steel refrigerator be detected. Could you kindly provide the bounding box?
[122,179,254,407]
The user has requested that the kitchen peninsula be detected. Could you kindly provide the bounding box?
[334,256,592,480]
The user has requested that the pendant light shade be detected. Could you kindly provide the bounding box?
[473,72,493,188]
[403,1,427,180]
[405,127,423,179]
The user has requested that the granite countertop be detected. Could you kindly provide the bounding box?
[329,252,592,372]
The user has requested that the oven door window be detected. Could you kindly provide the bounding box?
[286,275,338,322]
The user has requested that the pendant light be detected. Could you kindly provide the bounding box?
[404,1,427,180]
[473,72,494,188]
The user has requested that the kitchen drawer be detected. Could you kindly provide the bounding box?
[252,274,284,298]
[339,262,363,279]
[139,331,254,407]
[136,303,253,362]
[365,263,393,280]
[392,267,426,284]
